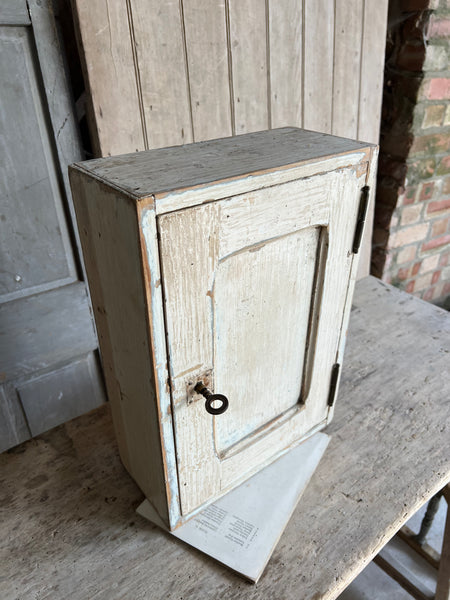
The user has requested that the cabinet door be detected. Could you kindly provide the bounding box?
[158,167,366,515]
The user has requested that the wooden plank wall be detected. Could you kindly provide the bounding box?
[73,0,388,276]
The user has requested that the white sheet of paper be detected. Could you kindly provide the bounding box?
[137,432,329,582]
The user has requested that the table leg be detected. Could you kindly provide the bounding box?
[435,485,450,600]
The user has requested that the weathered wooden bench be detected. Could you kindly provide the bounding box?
[2,276,449,599]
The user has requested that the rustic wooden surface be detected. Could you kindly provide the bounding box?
[74,127,372,211]
[72,0,389,278]
[0,0,105,452]
[71,128,374,527]
[1,276,449,600]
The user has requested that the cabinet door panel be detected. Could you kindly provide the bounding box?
[158,167,365,515]
[214,226,321,453]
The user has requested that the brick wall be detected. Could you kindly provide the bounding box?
[373,0,450,308]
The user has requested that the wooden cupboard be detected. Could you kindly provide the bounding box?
[69,127,377,530]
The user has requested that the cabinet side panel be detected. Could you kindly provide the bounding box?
[69,170,170,526]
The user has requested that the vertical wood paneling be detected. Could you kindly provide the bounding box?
[303,0,334,133]
[228,0,268,134]
[358,0,389,144]
[73,0,145,156]
[332,0,363,139]
[182,0,232,141]
[74,1,388,277]
[129,0,193,149]
[268,0,302,129]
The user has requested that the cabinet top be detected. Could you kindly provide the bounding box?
[70,128,374,214]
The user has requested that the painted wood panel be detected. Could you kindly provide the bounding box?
[73,0,145,155]
[0,4,106,452]
[17,353,104,437]
[0,0,30,26]
[303,0,335,133]
[182,0,232,141]
[73,0,388,277]
[0,283,97,383]
[0,27,77,302]
[157,166,366,515]
[228,0,268,134]
[71,128,375,528]
[358,0,389,144]
[332,0,364,139]
[128,0,193,148]
[268,0,302,129]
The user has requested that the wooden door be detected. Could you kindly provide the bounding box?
[158,166,366,515]
[0,0,104,451]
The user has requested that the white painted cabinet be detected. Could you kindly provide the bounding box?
[70,128,377,530]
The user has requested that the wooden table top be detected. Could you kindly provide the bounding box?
[2,276,450,600]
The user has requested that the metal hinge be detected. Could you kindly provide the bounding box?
[327,363,341,407]
[352,186,370,254]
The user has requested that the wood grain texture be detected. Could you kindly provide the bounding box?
[332,0,363,139]
[75,127,372,204]
[0,384,30,452]
[70,172,171,526]
[28,0,83,200]
[72,0,145,156]
[17,352,104,437]
[0,0,30,26]
[156,164,365,516]
[303,0,334,133]
[128,0,193,148]
[27,0,89,287]
[182,0,232,141]
[71,128,373,525]
[228,0,268,134]
[0,282,97,383]
[358,0,389,144]
[268,0,302,129]
[0,26,77,302]
[356,145,379,279]
[1,277,449,599]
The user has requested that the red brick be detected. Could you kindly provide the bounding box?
[442,282,450,296]
[422,234,450,252]
[423,287,436,302]
[400,204,422,226]
[415,272,434,291]
[397,245,417,265]
[422,104,445,129]
[428,16,450,38]
[432,270,441,284]
[406,280,415,293]
[397,267,410,281]
[427,78,450,100]
[431,218,449,238]
[410,134,450,156]
[421,254,440,272]
[443,177,450,195]
[409,158,436,180]
[412,261,421,276]
[439,252,449,267]
[419,182,435,202]
[390,223,429,248]
[427,198,450,214]
[403,186,418,205]
[437,156,450,175]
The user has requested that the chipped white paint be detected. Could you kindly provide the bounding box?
[69,128,376,530]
